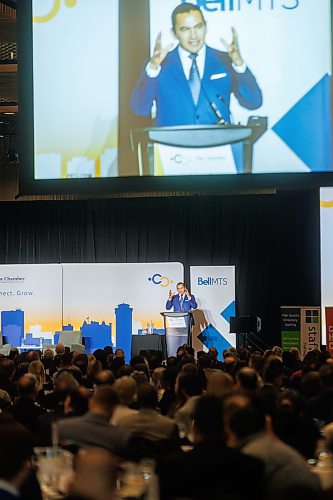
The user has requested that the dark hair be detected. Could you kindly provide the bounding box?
[137,383,158,409]
[171,3,205,30]
[194,395,224,439]
[224,394,266,439]
[0,424,33,479]
[177,371,204,397]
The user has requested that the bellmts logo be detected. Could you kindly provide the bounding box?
[197,277,228,285]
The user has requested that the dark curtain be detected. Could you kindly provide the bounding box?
[0,190,320,346]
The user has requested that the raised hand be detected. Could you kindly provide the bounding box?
[169,289,174,300]
[220,27,244,67]
[149,32,174,70]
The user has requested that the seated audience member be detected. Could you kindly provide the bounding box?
[8,374,45,434]
[119,383,178,442]
[109,356,125,377]
[55,343,65,355]
[151,366,165,401]
[0,387,11,411]
[85,358,102,389]
[63,386,91,417]
[0,422,35,500]
[93,349,108,370]
[57,385,128,455]
[114,348,125,359]
[111,376,138,425]
[65,449,117,500]
[300,371,321,401]
[94,370,115,387]
[223,393,322,500]
[236,367,261,393]
[158,366,178,416]
[28,360,46,399]
[172,371,204,434]
[306,363,333,426]
[274,389,320,459]
[206,370,234,399]
[157,395,264,500]
[0,358,17,401]
[208,346,223,369]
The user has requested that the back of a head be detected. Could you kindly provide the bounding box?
[177,371,204,397]
[0,423,33,480]
[264,358,284,384]
[194,395,224,441]
[67,387,91,415]
[113,376,137,406]
[0,358,15,379]
[93,349,108,370]
[236,367,259,392]
[224,394,266,441]
[94,370,115,387]
[18,373,37,398]
[56,343,65,355]
[319,363,333,389]
[91,385,118,413]
[137,383,158,410]
[68,448,117,500]
[207,371,234,398]
[73,354,89,375]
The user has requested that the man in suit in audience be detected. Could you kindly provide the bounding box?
[0,420,35,500]
[57,385,129,456]
[119,383,178,442]
[157,395,264,500]
[223,393,322,500]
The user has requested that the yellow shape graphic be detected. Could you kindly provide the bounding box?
[320,200,333,208]
[33,0,77,23]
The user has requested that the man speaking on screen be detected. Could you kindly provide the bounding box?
[130,2,262,127]
[166,282,197,312]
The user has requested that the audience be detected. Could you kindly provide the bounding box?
[0,341,332,499]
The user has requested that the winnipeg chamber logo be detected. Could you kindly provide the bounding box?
[148,274,173,288]
[33,0,77,23]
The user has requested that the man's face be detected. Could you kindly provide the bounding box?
[177,283,185,295]
[173,10,206,54]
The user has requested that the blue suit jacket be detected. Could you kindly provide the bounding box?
[130,46,262,126]
[166,294,197,312]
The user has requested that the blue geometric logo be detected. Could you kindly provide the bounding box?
[198,323,232,360]
[273,74,333,171]
[220,300,236,323]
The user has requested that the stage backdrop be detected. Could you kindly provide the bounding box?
[0,263,184,361]
[190,266,236,359]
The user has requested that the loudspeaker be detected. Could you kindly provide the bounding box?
[230,316,261,334]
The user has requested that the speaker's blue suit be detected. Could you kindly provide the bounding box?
[166,294,197,312]
[130,45,262,127]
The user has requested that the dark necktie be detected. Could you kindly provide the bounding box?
[179,294,184,311]
[188,53,201,106]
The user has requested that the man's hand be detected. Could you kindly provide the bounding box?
[149,32,174,70]
[168,289,174,300]
[185,288,191,299]
[220,27,244,67]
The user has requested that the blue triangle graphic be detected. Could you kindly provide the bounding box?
[273,74,333,171]
[220,300,236,323]
[197,323,232,361]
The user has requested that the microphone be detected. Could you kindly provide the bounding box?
[200,81,228,125]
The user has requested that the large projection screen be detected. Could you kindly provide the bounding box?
[144,0,332,176]
[32,0,119,180]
